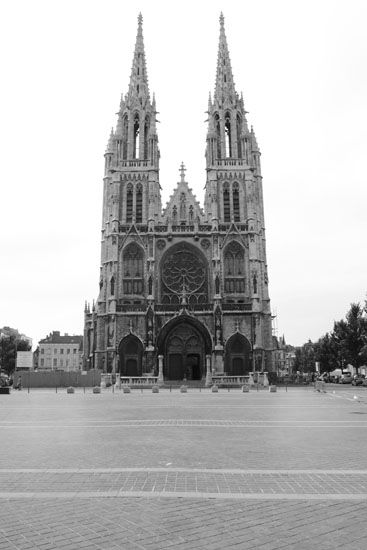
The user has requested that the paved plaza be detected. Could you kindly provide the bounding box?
[1,386,367,549]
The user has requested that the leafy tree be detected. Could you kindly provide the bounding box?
[333,303,367,373]
[0,336,31,375]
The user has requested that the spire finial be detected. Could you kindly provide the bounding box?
[138,12,143,26]
[179,162,186,182]
[219,12,224,27]
[214,13,236,101]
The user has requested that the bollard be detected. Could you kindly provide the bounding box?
[228,387,230,392]
[83,386,85,394]
[56,386,58,394]
[257,383,259,392]
[286,384,287,392]
[141,387,143,394]
[199,386,201,392]
[112,384,114,394]
[170,385,172,392]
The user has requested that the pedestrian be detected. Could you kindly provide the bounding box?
[16,376,22,390]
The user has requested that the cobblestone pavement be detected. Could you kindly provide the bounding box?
[1,387,367,548]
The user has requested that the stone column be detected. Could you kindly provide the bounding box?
[158,355,164,387]
[205,354,212,387]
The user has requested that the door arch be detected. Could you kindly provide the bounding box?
[224,333,252,375]
[118,335,143,376]
[164,322,205,380]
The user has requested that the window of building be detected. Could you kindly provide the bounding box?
[60,359,63,367]
[53,358,57,367]
[60,349,64,354]
[122,243,144,295]
[67,349,70,355]
[73,349,76,354]
[233,185,240,222]
[215,113,221,159]
[223,187,230,222]
[144,115,150,160]
[126,184,133,223]
[133,113,140,159]
[236,114,242,158]
[224,112,232,157]
[224,242,245,294]
[136,183,142,223]
[54,349,57,354]
[40,358,44,366]
[41,348,44,354]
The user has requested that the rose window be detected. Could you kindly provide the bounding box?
[161,244,208,305]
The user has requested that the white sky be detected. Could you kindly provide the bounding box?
[1,0,366,349]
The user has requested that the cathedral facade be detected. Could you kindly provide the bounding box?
[83,14,274,380]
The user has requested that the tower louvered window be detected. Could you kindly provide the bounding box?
[123,244,144,295]
[233,184,240,222]
[136,184,143,223]
[126,184,133,222]
[223,187,230,222]
[224,242,245,294]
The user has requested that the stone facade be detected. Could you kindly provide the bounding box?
[83,14,273,380]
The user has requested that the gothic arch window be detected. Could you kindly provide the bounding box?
[136,183,143,223]
[143,115,150,160]
[223,183,230,222]
[224,112,232,157]
[161,243,208,306]
[224,242,245,294]
[215,113,221,159]
[110,276,115,296]
[233,182,240,222]
[122,115,128,159]
[236,114,242,158]
[122,243,144,295]
[133,113,140,159]
[126,184,133,223]
[119,335,143,376]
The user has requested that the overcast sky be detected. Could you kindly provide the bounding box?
[1,0,366,349]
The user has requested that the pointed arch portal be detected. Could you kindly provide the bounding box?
[225,333,252,375]
[157,316,212,381]
[119,335,143,376]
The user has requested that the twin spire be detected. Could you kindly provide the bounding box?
[127,12,150,102]
[214,13,236,102]
[125,13,237,107]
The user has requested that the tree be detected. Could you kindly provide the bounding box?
[314,332,341,373]
[333,303,367,373]
[0,336,31,375]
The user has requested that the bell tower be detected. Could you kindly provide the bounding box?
[103,13,161,231]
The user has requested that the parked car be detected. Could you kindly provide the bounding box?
[352,375,365,386]
[340,373,353,384]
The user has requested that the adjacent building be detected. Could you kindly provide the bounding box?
[38,332,83,371]
[83,14,274,380]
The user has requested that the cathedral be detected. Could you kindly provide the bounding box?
[83,14,274,381]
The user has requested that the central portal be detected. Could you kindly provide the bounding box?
[165,322,204,380]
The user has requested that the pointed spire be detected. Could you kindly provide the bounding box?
[214,12,236,102]
[128,12,150,101]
